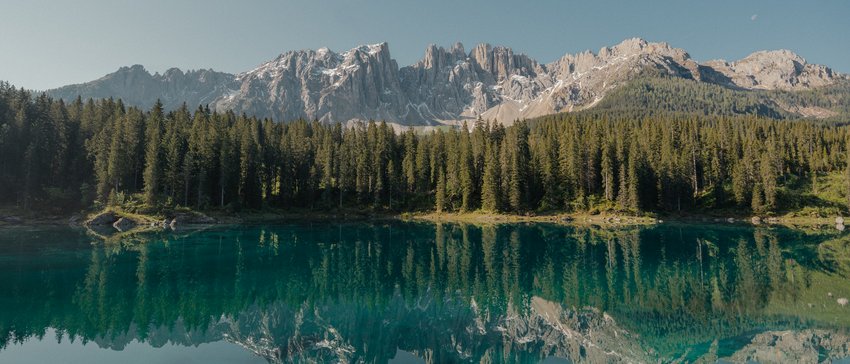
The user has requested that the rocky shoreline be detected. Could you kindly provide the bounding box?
[2,209,850,234]
[82,210,218,233]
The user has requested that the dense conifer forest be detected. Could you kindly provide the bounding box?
[1,81,850,216]
[593,76,850,120]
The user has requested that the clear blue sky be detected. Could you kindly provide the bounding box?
[1,0,848,90]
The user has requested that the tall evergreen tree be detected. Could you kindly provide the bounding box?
[435,168,446,213]
[459,124,474,212]
[481,139,500,212]
[143,101,165,205]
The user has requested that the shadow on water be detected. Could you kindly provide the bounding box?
[0,222,849,363]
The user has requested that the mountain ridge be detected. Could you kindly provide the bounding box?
[47,38,847,125]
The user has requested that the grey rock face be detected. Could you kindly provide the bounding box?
[703,50,838,90]
[48,38,844,126]
[724,329,850,364]
[85,211,118,227]
[49,65,238,111]
[215,43,407,124]
[218,295,651,364]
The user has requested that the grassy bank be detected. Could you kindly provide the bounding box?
[407,211,659,226]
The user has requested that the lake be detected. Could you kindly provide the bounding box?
[1,222,849,363]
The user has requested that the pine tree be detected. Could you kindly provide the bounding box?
[459,124,474,212]
[217,112,238,207]
[627,143,641,211]
[386,159,398,210]
[751,183,764,213]
[846,136,850,212]
[337,128,355,208]
[414,135,430,194]
[143,101,165,205]
[759,151,777,211]
[319,131,335,205]
[557,129,574,208]
[124,107,146,193]
[435,168,446,213]
[48,99,71,186]
[164,104,190,203]
[481,139,500,212]
[186,106,212,208]
[505,120,530,212]
[731,161,749,206]
[104,102,130,200]
[238,119,261,209]
[402,128,417,194]
[617,163,629,210]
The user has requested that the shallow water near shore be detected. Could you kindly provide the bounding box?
[1,222,849,363]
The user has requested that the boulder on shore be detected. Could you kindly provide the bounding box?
[0,216,23,224]
[85,211,119,227]
[169,212,216,229]
[112,217,138,232]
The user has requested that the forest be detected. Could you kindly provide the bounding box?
[1,81,850,216]
[593,75,850,120]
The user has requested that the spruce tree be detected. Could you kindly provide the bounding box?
[143,101,165,205]
[627,143,641,212]
[435,168,446,213]
[402,128,417,194]
[759,151,777,211]
[459,125,474,212]
[481,140,500,212]
[846,136,850,212]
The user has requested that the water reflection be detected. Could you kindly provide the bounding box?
[1,223,849,363]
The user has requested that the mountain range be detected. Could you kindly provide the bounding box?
[47,38,848,126]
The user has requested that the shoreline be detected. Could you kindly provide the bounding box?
[406,212,658,226]
[3,208,848,232]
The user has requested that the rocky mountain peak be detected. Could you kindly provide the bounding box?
[48,39,846,127]
[743,49,806,64]
[601,37,650,56]
[350,42,389,56]
[218,42,407,124]
[421,44,459,70]
[127,64,148,72]
[162,68,184,77]
[594,38,685,61]
[450,42,465,55]
[468,43,541,81]
[703,49,837,90]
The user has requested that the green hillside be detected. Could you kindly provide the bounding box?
[589,75,850,121]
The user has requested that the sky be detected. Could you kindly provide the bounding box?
[1,0,848,90]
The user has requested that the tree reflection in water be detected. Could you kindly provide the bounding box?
[0,223,849,363]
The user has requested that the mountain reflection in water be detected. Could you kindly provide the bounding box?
[1,222,849,363]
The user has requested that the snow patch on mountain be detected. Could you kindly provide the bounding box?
[47,38,845,126]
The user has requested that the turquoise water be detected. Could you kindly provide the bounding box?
[1,222,849,363]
